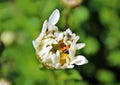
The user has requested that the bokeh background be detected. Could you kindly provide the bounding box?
[0,0,120,85]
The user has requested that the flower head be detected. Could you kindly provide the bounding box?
[32,9,88,69]
[61,0,82,8]
[0,78,11,85]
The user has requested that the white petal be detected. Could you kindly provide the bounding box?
[49,9,60,25]
[32,41,37,50]
[53,50,60,65]
[62,63,74,69]
[69,42,76,58]
[56,50,60,57]
[54,31,59,37]
[72,33,76,37]
[46,33,54,38]
[50,54,56,65]
[67,65,74,68]
[76,43,85,50]
[57,32,63,41]
[50,54,59,65]
[42,52,49,62]
[74,36,80,42]
[48,24,58,31]
[66,57,69,64]
[63,35,68,45]
[43,38,51,44]
[43,39,55,46]
[55,63,61,69]
[36,20,48,42]
[53,40,58,44]
[41,20,47,34]
[69,49,75,59]
[39,46,52,57]
[66,28,72,35]
[70,55,88,65]
[70,41,76,50]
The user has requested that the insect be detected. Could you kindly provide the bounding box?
[61,43,70,54]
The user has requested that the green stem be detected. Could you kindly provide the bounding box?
[65,8,71,29]
[51,70,59,85]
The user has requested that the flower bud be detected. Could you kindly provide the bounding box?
[61,0,82,8]
[0,78,11,85]
[1,31,15,46]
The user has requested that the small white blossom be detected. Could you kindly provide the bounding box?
[61,0,82,8]
[0,78,11,85]
[32,9,88,69]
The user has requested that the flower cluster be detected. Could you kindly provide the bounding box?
[32,9,88,69]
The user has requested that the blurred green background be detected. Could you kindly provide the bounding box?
[0,0,120,85]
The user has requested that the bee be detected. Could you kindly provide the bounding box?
[61,43,70,54]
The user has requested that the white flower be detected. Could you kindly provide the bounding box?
[32,9,88,69]
[61,0,82,8]
[0,78,11,85]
